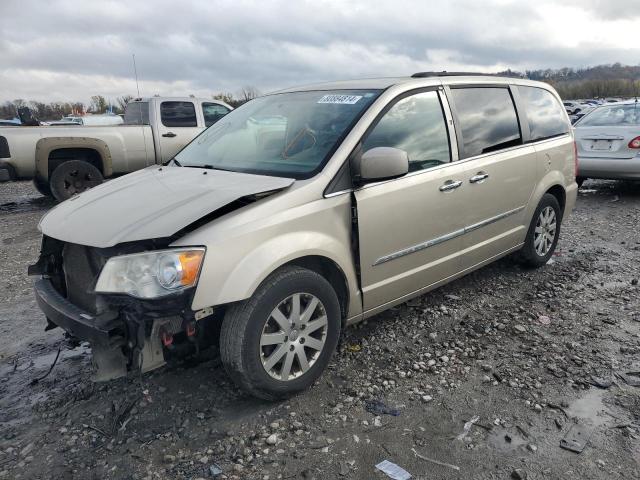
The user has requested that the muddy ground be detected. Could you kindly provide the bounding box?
[1,180,639,480]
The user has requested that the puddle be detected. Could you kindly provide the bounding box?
[0,196,54,214]
[565,388,611,427]
[15,344,90,372]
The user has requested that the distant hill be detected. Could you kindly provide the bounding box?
[497,63,640,99]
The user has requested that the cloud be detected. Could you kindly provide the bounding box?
[0,0,638,104]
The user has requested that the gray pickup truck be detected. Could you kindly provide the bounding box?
[0,96,232,200]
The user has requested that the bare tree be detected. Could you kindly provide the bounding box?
[116,95,134,114]
[237,86,261,104]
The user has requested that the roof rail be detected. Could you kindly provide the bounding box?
[411,71,495,78]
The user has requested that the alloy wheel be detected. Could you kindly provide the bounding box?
[259,293,328,381]
[534,206,557,256]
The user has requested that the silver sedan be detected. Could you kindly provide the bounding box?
[574,102,640,184]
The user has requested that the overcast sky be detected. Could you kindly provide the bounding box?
[1,0,639,104]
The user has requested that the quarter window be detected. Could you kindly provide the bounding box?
[518,86,569,140]
[362,91,450,172]
[202,102,231,127]
[450,88,521,158]
[160,101,197,127]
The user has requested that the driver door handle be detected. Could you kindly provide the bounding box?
[162,132,177,138]
[469,172,489,183]
[439,180,463,192]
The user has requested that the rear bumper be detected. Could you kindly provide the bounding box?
[578,156,640,180]
[34,278,122,346]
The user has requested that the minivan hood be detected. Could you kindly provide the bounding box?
[39,166,294,248]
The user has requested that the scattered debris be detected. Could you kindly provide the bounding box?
[511,468,528,479]
[346,344,361,352]
[209,463,223,477]
[411,448,460,471]
[560,422,595,453]
[456,415,480,440]
[375,460,412,480]
[537,315,551,325]
[616,372,640,387]
[589,376,612,389]
[365,399,400,417]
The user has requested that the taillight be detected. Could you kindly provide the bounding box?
[573,140,579,176]
[628,136,640,149]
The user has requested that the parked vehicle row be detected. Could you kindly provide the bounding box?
[0,97,232,198]
[29,73,578,399]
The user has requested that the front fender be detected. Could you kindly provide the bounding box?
[191,231,359,317]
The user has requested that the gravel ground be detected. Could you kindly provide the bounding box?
[0,180,639,480]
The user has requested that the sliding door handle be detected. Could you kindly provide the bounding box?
[469,172,489,183]
[439,180,463,192]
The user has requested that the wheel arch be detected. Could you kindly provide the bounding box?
[545,184,566,216]
[281,255,350,324]
[35,137,113,180]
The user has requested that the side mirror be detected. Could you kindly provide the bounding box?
[357,147,409,183]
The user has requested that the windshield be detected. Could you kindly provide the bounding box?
[174,89,381,178]
[577,104,640,126]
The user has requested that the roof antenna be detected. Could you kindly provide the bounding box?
[132,54,141,97]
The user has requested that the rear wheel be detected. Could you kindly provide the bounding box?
[220,266,341,400]
[49,160,103,202]
[519,193,562,268]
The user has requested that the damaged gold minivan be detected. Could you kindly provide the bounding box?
[31,73,577,399]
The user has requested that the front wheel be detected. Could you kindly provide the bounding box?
[519,193,562,268]
[220,266,341,400]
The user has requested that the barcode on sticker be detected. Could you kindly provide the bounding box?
[318,94,362,104]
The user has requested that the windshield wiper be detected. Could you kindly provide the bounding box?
[163,157,182,167]
[183,164,234,172]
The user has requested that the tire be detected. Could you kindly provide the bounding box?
[220,266,341,400]
[519,193,562,268]
[33,176,52,197]
[49,160,104,202]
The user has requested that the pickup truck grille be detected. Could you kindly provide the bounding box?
[0,136,9,158]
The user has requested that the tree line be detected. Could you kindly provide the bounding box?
[3,63,640,120]
[0,87,260,121]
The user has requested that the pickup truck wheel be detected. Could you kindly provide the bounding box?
[50,160,103,201]
[220,266,341,400]
[519,193,562,268]
[33,177,52,197]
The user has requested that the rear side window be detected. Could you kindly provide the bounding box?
[362,91,450,172]
[123,102,150,125]
[450,88,521,159]
[518,86,569,140]
[161,101,197,127]
[202,102,231,127]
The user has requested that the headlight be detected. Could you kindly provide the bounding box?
[95,248,205,299]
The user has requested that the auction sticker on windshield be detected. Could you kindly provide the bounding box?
[318,94,362,104]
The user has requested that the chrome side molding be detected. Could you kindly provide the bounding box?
[373,205,525,266]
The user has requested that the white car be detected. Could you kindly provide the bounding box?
[574,101,640,183]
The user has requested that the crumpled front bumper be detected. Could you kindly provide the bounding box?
[34,278,123,346]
